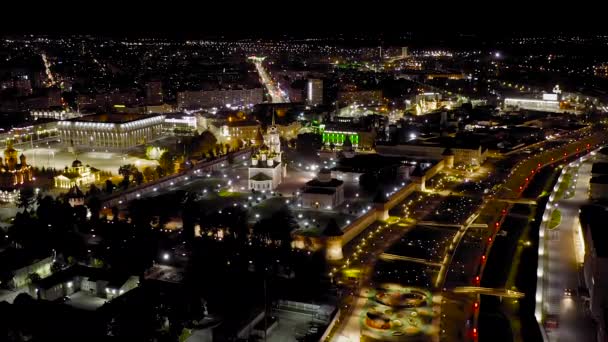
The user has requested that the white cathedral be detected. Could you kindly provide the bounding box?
[248,118,286,191]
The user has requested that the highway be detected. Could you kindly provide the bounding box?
[249,56,289,103]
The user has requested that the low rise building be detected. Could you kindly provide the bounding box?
[0,249,53,289]
[30,265,139,302]
[163,113,197,136]
[220,120,261,145]
[301,169,345,209]
[590,175,608,200]
[376,137,486,166]
[592,162,608,178]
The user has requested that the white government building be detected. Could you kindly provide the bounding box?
[58,113,165,150]
[248,118,286,190]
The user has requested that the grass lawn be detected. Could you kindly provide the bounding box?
[555,173,572,200]
[548,209,561,229]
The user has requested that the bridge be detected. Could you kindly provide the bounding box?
[379,253,443,267]
[452,286,525,299]
[496,198,537,205]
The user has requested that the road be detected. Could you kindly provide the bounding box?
[249,56,289,103]
[541,159,596,342]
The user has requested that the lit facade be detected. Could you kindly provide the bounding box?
[504,98,560,112]
[177,88,264,110]
[58,113,165,150]
[163,114,197,135]
[220,121,261,144]
[0,142,34,194]
[30,109,81,120]
[54,160,100,189]
[307,79,323,106]
[337,90,383,105]
[248,122,286,190]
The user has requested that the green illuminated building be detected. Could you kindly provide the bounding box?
[322,131,359,147]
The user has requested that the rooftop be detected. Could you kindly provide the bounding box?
[305,178,344,188]
[0,248,52,273]
[592,162,608,175]
[250,173,273,181]
[68,113,163,124]
[302,187,337,195]
[580,204,608,258]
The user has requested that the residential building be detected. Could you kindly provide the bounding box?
[306,79,323,106]
[177,88,264,110]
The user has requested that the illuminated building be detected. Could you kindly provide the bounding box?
[306,79,323,106]
[54,160,100,189]
[30,265,139,301]
[337,90,383,105]
[163,114,197,135]
[177,88,264,110]
[301,169,344,209]
[376,138,486,166]
[0,142,34,203]
[322,131,360,148]
[30,109,81,121]
[503,97,560,112]
[0,142,33,187]
[145,81,163,105]
[248,117,285,190]
[320,115,382,150]
[220,120,261,144]
[58,113,164,151]
[0,249,53,289]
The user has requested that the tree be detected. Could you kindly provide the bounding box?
[296,133,323,156]
[359,173,379,193]
[155,165,166,179]
[142,166,156,182]
[119,177,130,190]
[36,195,57,224]
[87,196,102,221]
[191,130,218,156]
[28,272,41,283]
[133,171,144,185]
[158,152,174,175]
[118,164,137,179]
[253,206,297,246]
[16,187,36,211]
[105,180,115,194]
[88,184,101,197]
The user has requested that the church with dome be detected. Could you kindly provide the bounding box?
[54,159,100,189]
[0,142,33,188]
[0,142,34,202]
[248,116,286,191]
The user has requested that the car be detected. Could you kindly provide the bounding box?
[564,288,573,297]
